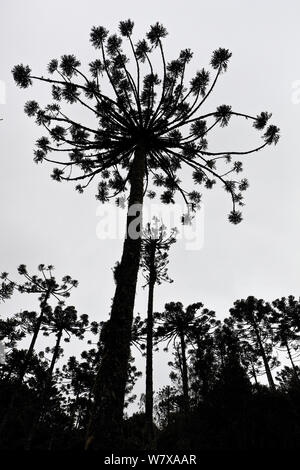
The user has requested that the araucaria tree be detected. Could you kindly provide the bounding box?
[155,302,212,414]
[140,219,176,439]
[1,264,78,386]
[13,19,280,448]
[230,296,277,391]
[0,264,78,437]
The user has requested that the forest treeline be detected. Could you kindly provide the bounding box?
[0,261,300,450]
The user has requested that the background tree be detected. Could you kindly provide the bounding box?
[167,309,216,408]
[0,315,26,351]
[0,265,78,437]
[26,304,90,449]
[271,296,300,382]
[276,366,300,393]
[13,19,280,448]
[62,348,101,432]
[188,313,217,400]
[154,385,180,429]
[237,340,265,388]
[155,302,213,414]
[229,296,278,390]
[212,319,253,392]
[0,264,78,385]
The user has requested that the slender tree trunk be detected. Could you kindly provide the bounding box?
[285,341,300,382]
[145,248,156,444]
[86,146,145,450]
[252,321,275,391]
[179,332,189,414]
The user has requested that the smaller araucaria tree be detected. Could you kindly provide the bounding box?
[26,305,90,449]
[140,218,176,437]
[0,265,78,437]
[1,264,78,385]
[44,305,89,380]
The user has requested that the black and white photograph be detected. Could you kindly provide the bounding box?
[0,0,299,458]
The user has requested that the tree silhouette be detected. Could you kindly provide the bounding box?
[229,296,277,390]
[1,265,78,385]
[0,315,26,350]
[0,274,15,302]
[155,385,179,429]
[0,265,78,438]
[167,308,216,407]
[188,313,217,400]
[276,365,300,393]
[26,304,90,449]
[156,302,211,413]
[2,292,300,449]
[124,355,143,411]
[271,296,300,382]
[12,19,280,448]
[212,319,259,391]
[62,350,100,431]
[45,306,89,376]
[140,218,176,440]
[237,340,265,387]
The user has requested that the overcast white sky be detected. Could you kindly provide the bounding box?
[1,0,300,403]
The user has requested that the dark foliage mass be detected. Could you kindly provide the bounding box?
[0,265,141,449]
[1,273,300,450]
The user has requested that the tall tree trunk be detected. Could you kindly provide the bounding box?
[145,246,156,444]
[179,332,189,414]
[86,146,145,450]
[252,321,275,391]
